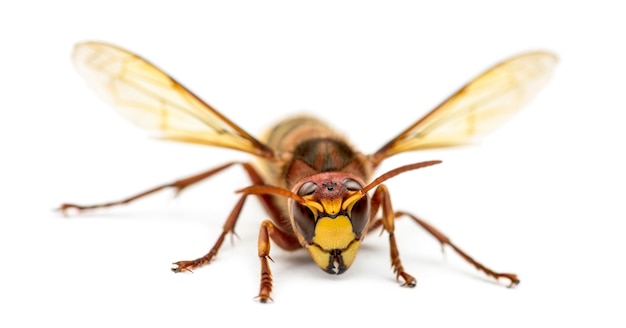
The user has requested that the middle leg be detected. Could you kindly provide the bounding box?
[171,162,279,272]
[367,209,520,287]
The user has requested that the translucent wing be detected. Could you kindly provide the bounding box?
[73,41,275,158]
[370,52,557,165]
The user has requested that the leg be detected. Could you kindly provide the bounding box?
[256,220,301,303]
[171,162,286,272]
[171,193,248,272]
[58,161,243,214]
[396,211,520,287]
[370,184,417,287]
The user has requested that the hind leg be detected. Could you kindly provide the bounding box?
[59,161,243,214]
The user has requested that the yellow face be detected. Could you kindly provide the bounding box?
[289,173,370,274]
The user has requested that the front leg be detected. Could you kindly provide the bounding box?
[370,184,417,287]
[256,220,301,303]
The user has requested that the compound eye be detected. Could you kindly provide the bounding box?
[342,178,363,191]
[291,200,316,242]
[350,196,370,237]
[298,181,318,196]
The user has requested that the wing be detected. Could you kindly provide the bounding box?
[72,41,275,158]
[370,52,557,165]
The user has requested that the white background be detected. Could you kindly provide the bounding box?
[2,1,625,327]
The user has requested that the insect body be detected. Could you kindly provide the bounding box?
[61,42,557,302]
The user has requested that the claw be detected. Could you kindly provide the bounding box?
[494,273,520,288]
[401,279,417,288]
[507,278,521,288]
[56,203,83,216]
[254,295,274,304]
[397,272,417,288]
[171,262,194,273]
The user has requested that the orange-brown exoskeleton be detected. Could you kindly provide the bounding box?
[60,42,557,302]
